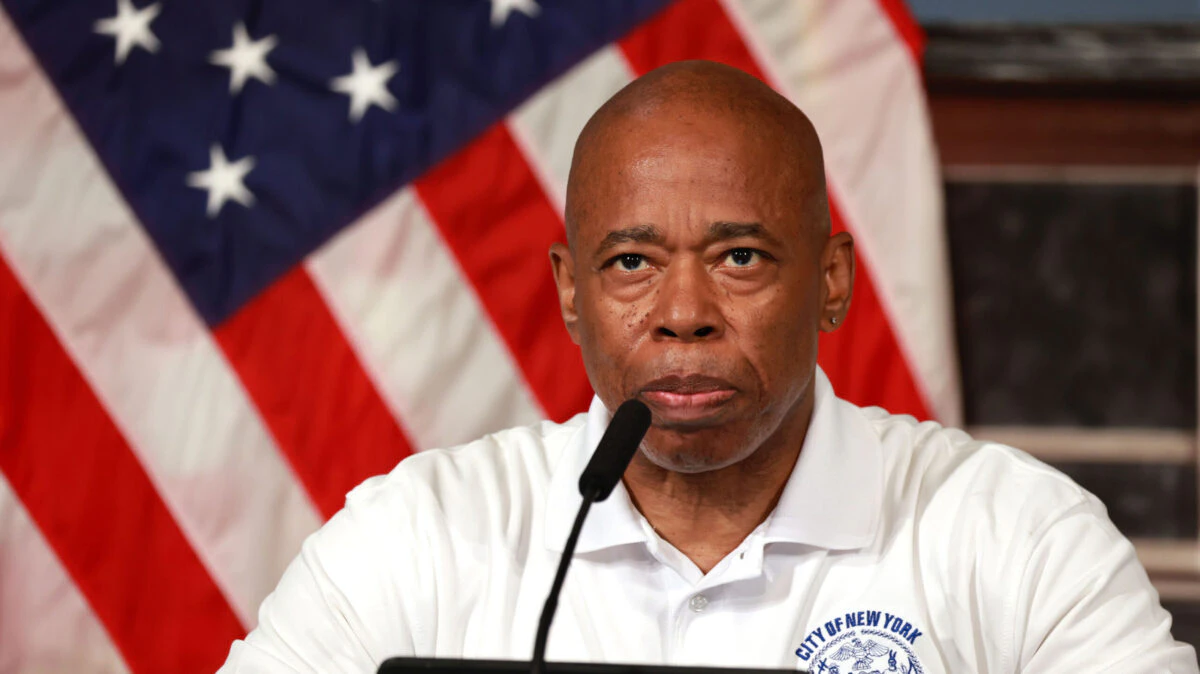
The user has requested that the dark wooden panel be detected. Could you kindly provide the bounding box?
[1053,462,1198,539]
[947,181,1197,427]
[930,96,1200,165]
[923,25,1200,165]
[1162,602,1200,652]
[925,24,1200,93]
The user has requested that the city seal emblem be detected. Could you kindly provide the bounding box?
[794,609,925,673]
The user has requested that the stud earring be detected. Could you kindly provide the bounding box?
[830,316,838,326]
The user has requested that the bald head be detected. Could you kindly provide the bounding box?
[547,60,856,480]
[564,60,830,249]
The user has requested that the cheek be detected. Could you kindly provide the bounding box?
[592,296,653,362]
[733,284,819,387]
[620,303,653,337]
[585,279,655,342]
[575,287,655,386]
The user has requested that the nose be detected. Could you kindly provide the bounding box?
[652,261,724,341]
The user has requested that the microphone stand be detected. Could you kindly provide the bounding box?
[529,398,651,674]
[530,488,599,674]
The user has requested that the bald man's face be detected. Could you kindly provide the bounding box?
[551,108,852,473]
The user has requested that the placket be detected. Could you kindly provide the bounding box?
[670,530,770,666]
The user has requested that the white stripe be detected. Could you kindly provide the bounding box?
[508,46,636,214]
[968,427,1197,464]
[307,187,544,451]
[1143,577,1200,603]
[0,475,130,674]
[722,0,963,425]
[1135,538,1200,577]
[311,45,632,449]
[0,7,321,627]
[1132,539,1200,601]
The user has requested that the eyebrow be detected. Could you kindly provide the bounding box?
[707,221,783,247]
[595,224,663,256]
[593,220,783,257]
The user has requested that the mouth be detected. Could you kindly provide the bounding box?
[638,374,737,423]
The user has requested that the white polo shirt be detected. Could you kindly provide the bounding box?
[220,369,1198,673]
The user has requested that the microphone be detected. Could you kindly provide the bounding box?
[578,400,653,501]
[531,399,652,674]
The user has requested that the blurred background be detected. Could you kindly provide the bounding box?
[913,0,1200,649]
[1,0,1198,671]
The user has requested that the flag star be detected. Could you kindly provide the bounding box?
[94,0,161,65]
[186,145,256,218]
[330,48,399,123]
[210,22,278,94]
[490,0,539,26]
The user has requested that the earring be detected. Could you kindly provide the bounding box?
[830,316,838,326]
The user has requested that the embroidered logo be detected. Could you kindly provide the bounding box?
[794,610,925,673]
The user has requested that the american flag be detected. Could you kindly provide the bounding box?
[0,0,958,671]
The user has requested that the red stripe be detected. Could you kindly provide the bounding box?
[0,253,244,673]
[618,0,764,80]
[875,0,926,65]
[414,125,594,422]
[618,0,931,420]
[818,204,929,418]
[215,266,415,519]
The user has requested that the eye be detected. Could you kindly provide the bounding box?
[723,248,762,267]
[612,253,649,272]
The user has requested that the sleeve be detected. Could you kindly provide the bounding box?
[217,476,432,674]
[1012,498,1199,673]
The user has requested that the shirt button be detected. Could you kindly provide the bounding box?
[688,594,709,613]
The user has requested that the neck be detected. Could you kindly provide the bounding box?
[621,392,814,574]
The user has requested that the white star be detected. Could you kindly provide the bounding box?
[94,0,161,65]
[210,22,278,94]
[330,49,399,123]
[490,0,540,27]
[186,145,256,218]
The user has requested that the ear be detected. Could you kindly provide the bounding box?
[549,242,581,344]
[819,231,854,332]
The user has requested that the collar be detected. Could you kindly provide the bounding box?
[544,395,648,553]
[761,367,883,549]
[543,367,883,553]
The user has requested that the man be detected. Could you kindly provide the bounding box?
[219,61,1197,672]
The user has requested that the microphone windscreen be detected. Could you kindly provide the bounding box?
[578,399,652,502]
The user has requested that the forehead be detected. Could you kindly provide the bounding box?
[569,111,809,246]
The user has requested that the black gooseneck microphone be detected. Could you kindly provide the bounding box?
[530,399,652,674]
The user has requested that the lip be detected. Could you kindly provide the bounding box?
[638,374,737,423]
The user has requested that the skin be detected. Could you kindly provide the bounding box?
[549,61,855,573]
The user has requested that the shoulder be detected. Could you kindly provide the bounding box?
[338,414,588,533]
[234,417,590,665]
[291,415,588,610]
[857,404,1100,542]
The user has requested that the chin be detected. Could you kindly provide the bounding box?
[639,441,749,474]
